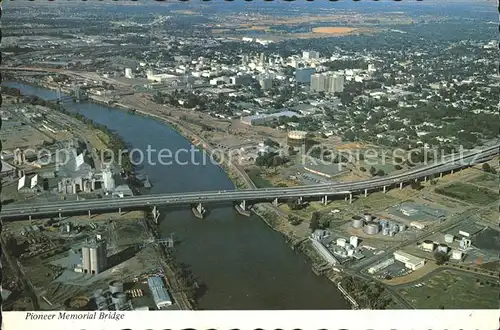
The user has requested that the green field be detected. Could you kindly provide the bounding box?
[468,173,499,190]
[435,182,498,206]
[246,168,274,188]
[398,270,499,309]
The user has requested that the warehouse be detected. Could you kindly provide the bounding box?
[147,276,173,309]
[393,250,425,271]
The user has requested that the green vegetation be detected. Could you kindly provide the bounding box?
[468,173,499,190]
[340,275,393,309]
[435,182,498,206]
[398,270,499,309]
[245,168,273,188]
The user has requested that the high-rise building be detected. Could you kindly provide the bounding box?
[296,67,316,84]
[259,53,266,65]
[312,72,345,93]
[310,73,327,92]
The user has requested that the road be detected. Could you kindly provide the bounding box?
[0,144,497,220]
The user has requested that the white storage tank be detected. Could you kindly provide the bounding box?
[444,234,454,244]
[437,244,448,254]
[349,236,359,248]
[363,213,373,222]
[451,250,463,260]
[336,238,346,247]
[111,292,127,308]
[109,280,124,294]
[351,216,364,229]
[364,223,379,235]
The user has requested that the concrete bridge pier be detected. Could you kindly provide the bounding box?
[399,182,403,190]
[439,172,443,178]
[152,206,160,224]
[321,195,328,205]
[451,169,454,174]
[383,186,387,193]
[192,203,206,219]
[272,198,279,207]
[29,215,32,222]
[297,196,303,204]
[349,193,353,204]
[88,210,91,218]
[424,176,427,183]
[235,200,251,216]
[59,212,62,220]
[364,189,368,197]
[118,208,122,216]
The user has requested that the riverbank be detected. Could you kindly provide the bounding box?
[5,78,352,309]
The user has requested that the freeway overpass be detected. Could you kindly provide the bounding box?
[0,144,498,221]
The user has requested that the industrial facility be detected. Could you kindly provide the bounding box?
[350,213,407,237]
[78,236,108,275]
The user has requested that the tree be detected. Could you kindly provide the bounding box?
[394,164,402,170]
[360,167,367,172]
[411,181,423,190]
[434,251,450,265]
[369,166,377,176]
[376,169,385,176]
[482,163,491,172]
[310,212,321,231]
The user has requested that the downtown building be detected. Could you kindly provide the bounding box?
[310,72,345,93]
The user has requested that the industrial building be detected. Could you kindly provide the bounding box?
[368,258,395,274]
[146,69,178,83]
[124,68,134,79]
[147,276,173,309]
[311,238,339,265]
[393,250,425,271]
[81,236,108,275]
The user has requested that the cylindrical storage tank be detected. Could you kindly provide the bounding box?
[336,238,346,247]
[389,231,395,237]
[352,216,364,229]
[109,280,124,294]
[382,227,390,236]
[422,240,435,251]
[363,213,372,222]
[90,247,99,274]
[287,130,308,147]
[444,234,454,244]
[111,292,127,308]
[451,250,463,260]
[364,223,379,235]
[437,244,448,253]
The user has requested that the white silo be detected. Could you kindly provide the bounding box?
[451,250,463,260]
[102,168,115,192]
[336,238,346,247]
[349,236,359,248]
[444,234,454,244]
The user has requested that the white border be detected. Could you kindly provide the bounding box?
[2,310,499,330]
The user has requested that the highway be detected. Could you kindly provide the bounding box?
[1,144,498,220]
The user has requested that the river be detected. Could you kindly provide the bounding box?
[3,81,349,310]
